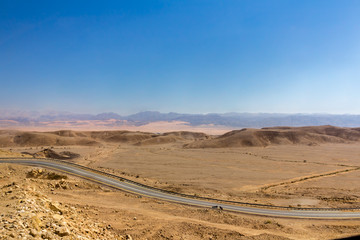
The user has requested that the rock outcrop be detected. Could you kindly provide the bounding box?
[0,173,128,239]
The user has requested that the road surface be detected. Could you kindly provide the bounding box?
[1,158,360,219]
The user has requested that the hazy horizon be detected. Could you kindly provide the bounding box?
[2,109,360,133]
[3,109,360,117]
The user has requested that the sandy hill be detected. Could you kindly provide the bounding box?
[1,126,360,148]
[0,130,98,147]
[135,131,211,146]
[184,125,360,148]
[89,131,155,143]
[162,131,210,140]
[0,130,210,147]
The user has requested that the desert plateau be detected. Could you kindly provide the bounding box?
[1,125,360,239]
[3,1,360,239]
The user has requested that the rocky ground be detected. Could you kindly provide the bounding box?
[0,166,130,240]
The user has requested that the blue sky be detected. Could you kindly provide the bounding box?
[1,0,360,115]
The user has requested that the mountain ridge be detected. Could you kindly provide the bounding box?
[1,110,360,128]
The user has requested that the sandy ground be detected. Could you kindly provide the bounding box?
[40,142,360,209]
[2,142,360,239]
[1,164,360,240]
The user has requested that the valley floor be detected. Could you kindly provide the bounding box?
[1,142,360,239]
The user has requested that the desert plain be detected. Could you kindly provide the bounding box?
[1,126,360,239]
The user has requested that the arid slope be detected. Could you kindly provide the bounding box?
[184,125,360,148]
[2,126,360,148]
[0,130,210,147]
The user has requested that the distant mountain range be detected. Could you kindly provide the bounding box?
[1,110,360,128]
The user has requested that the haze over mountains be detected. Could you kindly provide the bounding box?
[1,111,360,130]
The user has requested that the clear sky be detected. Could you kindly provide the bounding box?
[1,0,360,115]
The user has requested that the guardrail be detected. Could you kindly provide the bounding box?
[1,157,360,212]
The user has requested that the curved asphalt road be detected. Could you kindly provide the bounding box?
[1,158,360,219]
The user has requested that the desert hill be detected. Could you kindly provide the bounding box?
[184,125,360,148]
[22,148,81,160]
[1,126,360,148]
[0,130,98,147]
[0,130,210,147]
[135,131,210,146]
[89,131,155,143]
[162,131,209,140]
